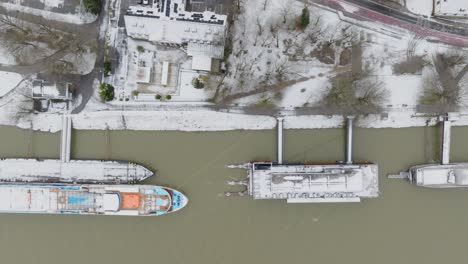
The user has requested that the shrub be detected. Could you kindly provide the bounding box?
[103,60,111,76]
[166,95,172,100]
[156,94,162,100]
[393,56,426,75]
[192,77,204,89]
[131,90,139,97]
[84,0,102,15]
[99,83,115,102]
[297,6,310,29]
[137,46,145,53]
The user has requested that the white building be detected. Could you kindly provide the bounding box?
[32,80,71,101]
[124,0,227,72]
[433,0,468,17]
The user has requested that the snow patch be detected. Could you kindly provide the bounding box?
[406,0,433,16]
[0,71,22,97]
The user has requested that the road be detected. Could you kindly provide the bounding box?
[310,0,468,46]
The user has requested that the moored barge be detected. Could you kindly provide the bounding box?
[0,159,153,184]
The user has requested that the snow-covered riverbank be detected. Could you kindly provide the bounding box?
[3,108,467,133]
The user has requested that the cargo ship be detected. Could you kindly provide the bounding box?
[0,183,188,216]
[406,163,468,188]
[0,159,153,184]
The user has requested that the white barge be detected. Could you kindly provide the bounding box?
[0,183,188,216]
[389,114,468,189]
[235,162,379,203]
[407,163,468,188]
[227,117,379,203]
[0,159,153,184]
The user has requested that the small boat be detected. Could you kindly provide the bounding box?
[408,163,468,188]
[0,159,153,184]
[0,183,188,216]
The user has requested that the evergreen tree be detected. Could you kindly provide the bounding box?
[84,0,102,15]
[298,6,310,29]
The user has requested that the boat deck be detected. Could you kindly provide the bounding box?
[248,162,379,202]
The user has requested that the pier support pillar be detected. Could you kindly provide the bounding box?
[346,116,354,165]
[277,117,284,164]
[441,116,451,165]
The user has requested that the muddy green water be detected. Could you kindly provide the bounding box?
[0,126,467,264]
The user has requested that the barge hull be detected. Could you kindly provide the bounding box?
[410,163,468,188]
[0,159,153,184]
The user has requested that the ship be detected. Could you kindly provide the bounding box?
[228,162,379,203]
[0,183,188,216]
[388,114,468,188]
[226,117,380,203]
[406,163,468,188]
[0,159,153,184]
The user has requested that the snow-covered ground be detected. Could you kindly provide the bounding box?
[406,0,433,16]
[0,0,468,134]
[0,2,97,24]
[434,0,468,17]
[40,0,64,9]
[0,44,16,65]
[0,71,22,97]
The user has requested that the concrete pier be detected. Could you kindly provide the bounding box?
[277,117,283,164]
[60,114,72,163]
[441,118,451,165]
[346,116,354,165]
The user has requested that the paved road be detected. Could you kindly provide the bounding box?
[71,7,107,114]
[346,0,468,36]
[311,0,468,46]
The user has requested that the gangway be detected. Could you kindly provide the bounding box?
[60,114,72,163]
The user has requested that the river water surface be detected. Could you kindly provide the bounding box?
[0,126,467,264]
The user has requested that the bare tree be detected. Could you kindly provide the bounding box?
[262,0,270,11]
[321,70,387,114]
[280,0,293,24]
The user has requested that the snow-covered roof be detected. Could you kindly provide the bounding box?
[191,56,212,71]
[187,43,224,60]
[248,163,379,200]
[125,14,226,45]
[104,193,121,211]
[124,4,227,45]
[136,66,152,83]
[32,80,71,100]
[434,0,468,17]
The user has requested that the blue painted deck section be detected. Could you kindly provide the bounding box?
[68,196,88,205]
[171,190,185,211]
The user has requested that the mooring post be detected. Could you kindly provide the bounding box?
[440,115,451,165]
[277,117,284,164]
[346,116,354,165]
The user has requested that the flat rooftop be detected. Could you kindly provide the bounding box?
[248,162,379,202]
[126,0,227,26]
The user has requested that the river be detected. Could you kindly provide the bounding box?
[0,125,467,264]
